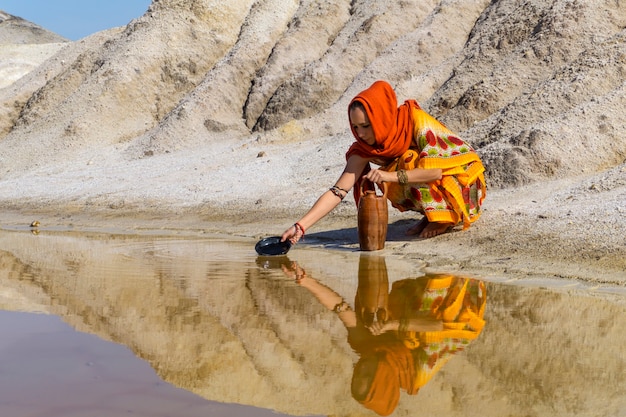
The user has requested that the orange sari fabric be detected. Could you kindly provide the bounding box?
[356,344,417,416]
[345,80,486,229]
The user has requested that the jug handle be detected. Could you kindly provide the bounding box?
[360,179,388,199]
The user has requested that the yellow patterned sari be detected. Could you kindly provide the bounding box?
[381,108,486,229]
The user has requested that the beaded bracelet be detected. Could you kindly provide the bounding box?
[329,185,348,200]
[397,169,408,186]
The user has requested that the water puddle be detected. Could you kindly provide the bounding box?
[0,229,624,416]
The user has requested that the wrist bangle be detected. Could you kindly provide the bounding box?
[294,222,305,237]
[333,301,351,313]
[397,169,408,186]
[329,185,348,200]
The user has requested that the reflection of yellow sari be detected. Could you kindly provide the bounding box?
[391,275,487,391]
[382,108,487,229]
[357,275,487,416]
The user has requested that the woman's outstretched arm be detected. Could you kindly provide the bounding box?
[281,154,369,244]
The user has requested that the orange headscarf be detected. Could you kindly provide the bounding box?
[346,80,421,161]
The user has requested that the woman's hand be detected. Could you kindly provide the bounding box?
[280,261,306,282]
[367,320,399,336]
[281,223,304,245]
[365,167,444,185]
[364,168,395,184]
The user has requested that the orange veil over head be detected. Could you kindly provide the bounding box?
[354,344,418,416]
[346,80,421,161]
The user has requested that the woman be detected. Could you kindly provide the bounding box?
[281,80,486,244]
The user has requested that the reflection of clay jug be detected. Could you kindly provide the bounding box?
[357,181,388,251]
[356,254,389,325]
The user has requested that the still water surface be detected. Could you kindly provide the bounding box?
[0,229,624,417]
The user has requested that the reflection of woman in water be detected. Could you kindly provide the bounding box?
[282,255,487,416]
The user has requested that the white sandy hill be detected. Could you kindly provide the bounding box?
[0,11,67,89]
[0,1,624,283]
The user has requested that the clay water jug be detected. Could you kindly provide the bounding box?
[357,181,388,251]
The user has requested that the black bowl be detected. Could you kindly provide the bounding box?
[255,236,292,256]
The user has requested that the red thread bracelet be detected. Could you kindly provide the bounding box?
[294,222,306,237]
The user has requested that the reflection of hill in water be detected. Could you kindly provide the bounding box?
[476,284,626,415]
[0,230,624,416]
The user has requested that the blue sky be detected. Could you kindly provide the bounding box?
[1,0,152,41]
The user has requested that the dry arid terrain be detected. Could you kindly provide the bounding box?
[0,1,625,287]
[1,4,625,416]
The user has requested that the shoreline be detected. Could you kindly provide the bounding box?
[2,178,624,296]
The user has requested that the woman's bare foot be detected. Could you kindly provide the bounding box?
[419,222,453,238]
[406,217,429,236]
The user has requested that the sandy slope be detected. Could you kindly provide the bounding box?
[0,1,624,289]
